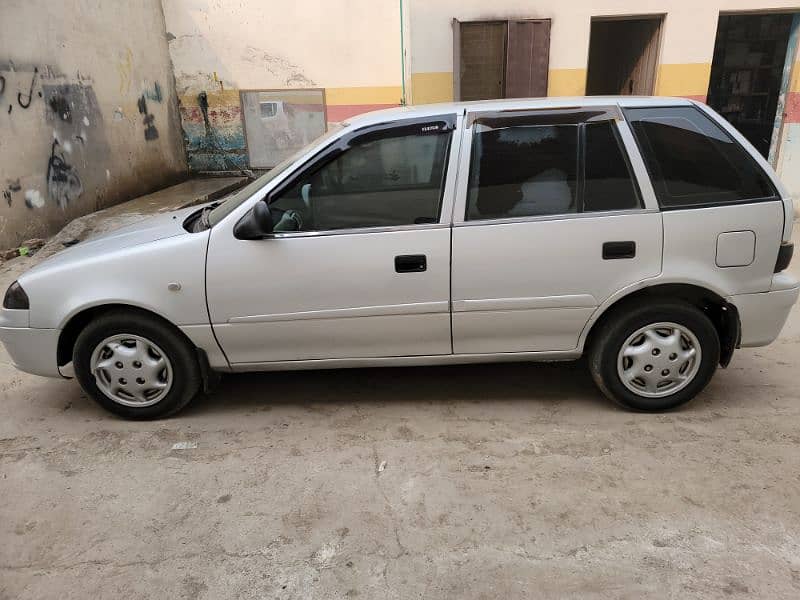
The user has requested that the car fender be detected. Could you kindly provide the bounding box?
[20,232,211,331]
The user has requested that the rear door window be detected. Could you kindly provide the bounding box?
[466,123,579,219]
[465,115,641,220]
[624,106,777,208]
[583,121,641,212]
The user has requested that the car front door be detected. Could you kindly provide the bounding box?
[450,106,664,354]
[205,114,460,366]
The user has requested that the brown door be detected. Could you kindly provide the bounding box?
[625,19,661,95]
[505,20,551,97]
[459,21,507,101]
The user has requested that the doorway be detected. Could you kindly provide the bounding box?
[454,19,551,101]
[586,17,663,96]
[707,13,795,158]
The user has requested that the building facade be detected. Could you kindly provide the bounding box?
[3,1,800,250]
[162,0,800,201]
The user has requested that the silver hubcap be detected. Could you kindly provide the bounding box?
[617,322,701,398]
[90,334,173,407]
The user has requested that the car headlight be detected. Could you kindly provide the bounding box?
[3,281,29,309]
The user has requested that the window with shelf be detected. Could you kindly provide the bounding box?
[707,13,796,158]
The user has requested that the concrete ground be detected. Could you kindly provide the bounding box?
[1,184,800,598]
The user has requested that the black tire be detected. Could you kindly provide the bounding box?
[588,300,720,411]
[73,309,202,419]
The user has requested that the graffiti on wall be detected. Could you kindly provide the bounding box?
[117,47,133,95]
[17,66,39,109]
[42,81,108,207]
[46,139,83,208]
[1,62,110,210]
[137,94,159,140]
[180,89,247,171]
[3,179,21,206]
[2,60,168,227]
[43,82,105,140]
[172,44,319,172]
[47,92,71,122]
[143,81,163,103]
[2,64,46,114]
[135,80,164,142]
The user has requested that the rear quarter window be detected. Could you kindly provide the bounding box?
[624,106,777,208]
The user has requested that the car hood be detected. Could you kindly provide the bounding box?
[21,205,205,278]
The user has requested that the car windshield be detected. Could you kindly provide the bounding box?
[206,127,344,227]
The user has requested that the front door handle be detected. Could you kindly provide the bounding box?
[603,241,636,260]
[395,254,427,273]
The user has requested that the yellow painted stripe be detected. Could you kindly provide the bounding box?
[179,89,240,107]
[547,69,586,97]
[178,87,402,108]
[249,91,326,105]
[790,58,800,93]
[325,86,403,106]
[655,63,711,97]
[411,72,454,104]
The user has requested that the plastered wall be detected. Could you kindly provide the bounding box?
[162,0,406,171]
[161,0,800,200]
[409,0,800,102]
[406,0,800,198]
[0,0,187,249]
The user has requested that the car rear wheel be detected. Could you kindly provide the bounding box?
[73,310,202,419]
[588,300,720,411]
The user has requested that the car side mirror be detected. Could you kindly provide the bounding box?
[233,199,274,239]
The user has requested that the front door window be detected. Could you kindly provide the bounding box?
[270,119,454,232]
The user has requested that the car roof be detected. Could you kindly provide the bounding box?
[343,96,696,128]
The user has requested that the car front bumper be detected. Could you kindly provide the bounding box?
[728,273,800,347]
[0,326,62,377]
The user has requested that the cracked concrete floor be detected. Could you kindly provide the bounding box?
[1,231,800,599]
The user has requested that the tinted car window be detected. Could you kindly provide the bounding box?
[466,119,640,220]
[271,122,452,231]
[467,124,579,220]
[625,106,776,208]
[583,121,640,212]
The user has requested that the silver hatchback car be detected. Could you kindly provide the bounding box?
[1,97,797,418]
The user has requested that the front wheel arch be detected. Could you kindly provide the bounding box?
[58,304,193,367]
[71,308,203,419]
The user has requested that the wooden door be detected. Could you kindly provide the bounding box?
[505,20,551,98]
[626,19,661,95]
[459,21,507,101]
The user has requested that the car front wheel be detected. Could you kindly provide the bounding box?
[73,310,202,419]
[588,300,720,411]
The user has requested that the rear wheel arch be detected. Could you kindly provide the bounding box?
[583,283,740,367]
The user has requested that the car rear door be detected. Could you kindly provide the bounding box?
[450,106,664,354]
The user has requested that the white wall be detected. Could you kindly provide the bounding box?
[163,0,403,92]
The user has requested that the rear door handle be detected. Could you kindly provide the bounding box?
[603,241,636,260]
[395,254,427,273]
